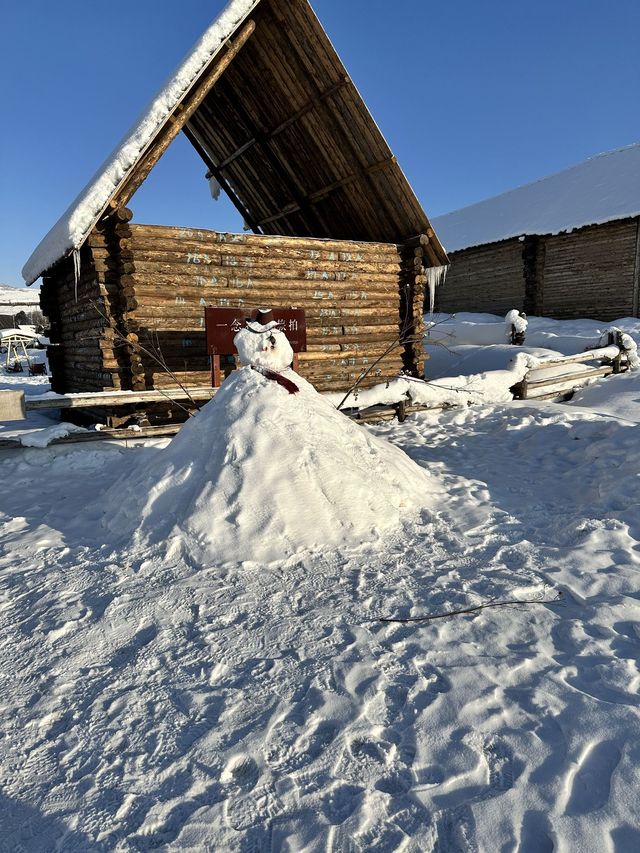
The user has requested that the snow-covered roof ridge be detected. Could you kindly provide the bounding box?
[433,142,640,253]
[22,0,260,286]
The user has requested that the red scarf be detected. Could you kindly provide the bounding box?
[251,364,299,395]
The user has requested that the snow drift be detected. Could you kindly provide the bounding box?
[102,365,430,564]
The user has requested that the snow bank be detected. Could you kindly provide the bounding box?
[22,0,259,285]
[0,283,41,305]
[19,423,88,448]
[427,312,640,380]
[567,371,640,423]
[102,367,431,564]
[410,352,534,406]
[327,353,533,411]
[426,310,527,347]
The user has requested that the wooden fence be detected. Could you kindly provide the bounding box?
[512,341,629,401]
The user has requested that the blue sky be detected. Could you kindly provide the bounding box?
[2,0,639,287]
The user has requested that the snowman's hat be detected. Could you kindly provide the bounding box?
[246,307,281,334]
[253,308,274,326]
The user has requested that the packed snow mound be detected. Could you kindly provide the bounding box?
[426,310,527,347]
[102,367,430,564]
[568,371,640,423]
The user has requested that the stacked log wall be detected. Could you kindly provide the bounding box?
[39,239,126,394]
[436,239,526,316]
[539,219,638,320]
[436,218,640,321]
[120,224,424,392]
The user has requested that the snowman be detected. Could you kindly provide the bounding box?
[233,308,299,394]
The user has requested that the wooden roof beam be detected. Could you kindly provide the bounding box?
[256,156,397,228]
[182,123,263,234]
[220,70,330,235]
[216,75,351,172]
[109,19,256,211]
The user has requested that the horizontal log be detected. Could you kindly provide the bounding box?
[126,224,400,256]
[124,250,402,277]
[125,281,399,302]
[121,235,400,267]
[125,310,398,332]
[25,386,217,411]
[126,297,399,316]
[523,365,614,391]
[126,269,401,290]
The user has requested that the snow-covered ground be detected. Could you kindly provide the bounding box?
[1,315,640,851]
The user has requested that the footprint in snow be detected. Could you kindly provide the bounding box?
[224,783,283,832]
[321,783,364,826]
[435,804,479,853]
[334,734,392,784]
[222,754,260,792]
[482,736,514,795]
[564,740,621,816]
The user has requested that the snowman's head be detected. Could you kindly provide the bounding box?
[234,323,294,371]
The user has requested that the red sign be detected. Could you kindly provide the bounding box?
[205,307,307,355]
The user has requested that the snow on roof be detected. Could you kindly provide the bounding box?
[22,0,260,286]
[433,143,640,253]
[0,284,41,305]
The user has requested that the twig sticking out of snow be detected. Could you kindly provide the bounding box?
[378,590,563,623]
[89,300,201,416]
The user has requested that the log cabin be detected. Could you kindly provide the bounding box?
[23,0,448,422]
[433,144,640,321]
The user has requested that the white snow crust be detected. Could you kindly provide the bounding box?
[4,351,640,849]
[101,366,431,564]
[4,312,640,849]
[426,312,640,380]
[19,422,88,448]
[22,0,260,285]
[433,143,640,252]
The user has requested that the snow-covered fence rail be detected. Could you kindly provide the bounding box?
[23,387,218,412]
[512,338,629,401]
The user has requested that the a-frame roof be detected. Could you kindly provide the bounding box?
[24,0,447,285]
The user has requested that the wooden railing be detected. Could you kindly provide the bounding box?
[512,335,629,401]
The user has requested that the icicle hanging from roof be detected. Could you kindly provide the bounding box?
[425,265,449,315]
[206,170,222,201]
[72,248,81,303]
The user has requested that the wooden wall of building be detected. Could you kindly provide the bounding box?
[436,239,525,316]
[116,223,422,393]
[40,236,128,394]
[437,218,640,321]
[42,220,426,399]
[538,220,639,320]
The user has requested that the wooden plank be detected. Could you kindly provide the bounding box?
[526,347,620,370]
[0,424,183,450]
[25,387,218,411]
[525,365,614,390]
